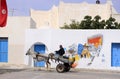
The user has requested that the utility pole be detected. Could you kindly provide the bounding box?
[9,8,17,16]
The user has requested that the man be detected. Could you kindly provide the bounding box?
[56,45,65,56]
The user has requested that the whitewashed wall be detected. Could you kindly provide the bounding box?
[0,17,30,65]
[25,29,120,71]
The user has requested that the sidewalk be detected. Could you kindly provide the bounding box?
[0,64,120,74]
[0,64,29,74]
[0,63,30,69]
[73,68,120,73]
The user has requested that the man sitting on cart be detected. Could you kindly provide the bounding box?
[55,45,65,56]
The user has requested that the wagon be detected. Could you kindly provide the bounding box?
[53,54,79,73]
[26,48,79,73]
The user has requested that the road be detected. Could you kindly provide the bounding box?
[0,68,120,79]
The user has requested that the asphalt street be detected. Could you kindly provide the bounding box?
[0,68,120,79]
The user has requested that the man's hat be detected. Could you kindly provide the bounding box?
[83,43,89,47]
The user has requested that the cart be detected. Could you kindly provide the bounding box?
[52,54,79,73]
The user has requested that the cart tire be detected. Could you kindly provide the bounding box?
[64,63,71,72]
[56,64,65,73]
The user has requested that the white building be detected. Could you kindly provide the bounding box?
[30,0,120,29]
[0,17,30,65]
[0,0,120,71]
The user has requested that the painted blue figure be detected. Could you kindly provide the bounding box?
[78,44,84,55]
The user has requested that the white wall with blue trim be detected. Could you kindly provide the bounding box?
[25,29,120,71]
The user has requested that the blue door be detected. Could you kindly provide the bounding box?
[111,43,120,67]
[0,38,8,62]
[34,44,45,67]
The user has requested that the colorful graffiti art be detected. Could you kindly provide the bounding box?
[87,34,103,65]
[65,34,103,66]
[77,34,103,66]
[88,34,103,56]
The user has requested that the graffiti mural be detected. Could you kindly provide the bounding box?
[88,34,103,56]
[87,34,103,65]
[65,34,103,66]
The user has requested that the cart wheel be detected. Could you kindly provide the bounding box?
[64,63,71,72]
[56,64,65,73]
